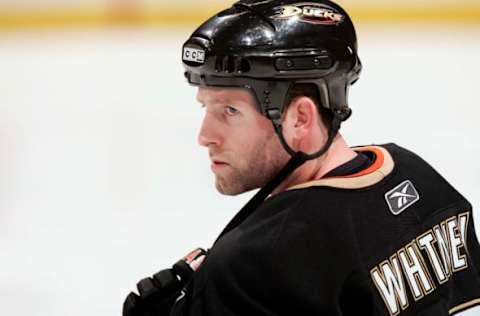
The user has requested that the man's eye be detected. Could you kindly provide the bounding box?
[225,106,239,116]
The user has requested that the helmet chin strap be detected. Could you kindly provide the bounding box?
[214,114,342,244]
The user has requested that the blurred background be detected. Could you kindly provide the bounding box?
[0,1,479,315]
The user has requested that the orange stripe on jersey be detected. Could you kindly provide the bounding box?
[326,146,385,179]
[287,145,395,191]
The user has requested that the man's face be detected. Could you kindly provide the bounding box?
[196,87,289,195]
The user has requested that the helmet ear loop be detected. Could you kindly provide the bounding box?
[266,108,299,157]
[267,108,342,162]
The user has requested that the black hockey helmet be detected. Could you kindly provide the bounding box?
[182,0,362,240]
[183,1,360,118]
[182,0,361,157]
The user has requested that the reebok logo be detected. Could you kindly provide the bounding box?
[385,180,420,215]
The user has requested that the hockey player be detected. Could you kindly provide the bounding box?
[123,0,480,315]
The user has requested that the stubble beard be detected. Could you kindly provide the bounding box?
[214,134,289,196]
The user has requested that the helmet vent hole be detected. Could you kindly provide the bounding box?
[240,59,251,73]
[216,56,250,73]
[215,56,223,72]
[225,56,235,72]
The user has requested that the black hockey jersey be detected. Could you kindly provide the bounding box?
[170,143,480,316]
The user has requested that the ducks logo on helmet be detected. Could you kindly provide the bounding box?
[271,3,345,25]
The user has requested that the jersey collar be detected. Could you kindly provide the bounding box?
[287,145,394,190]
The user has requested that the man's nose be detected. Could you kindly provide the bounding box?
[197,113,222,147]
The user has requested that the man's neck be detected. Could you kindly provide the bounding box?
[271,135,357,195]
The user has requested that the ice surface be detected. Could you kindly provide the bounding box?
[0,25,479,315]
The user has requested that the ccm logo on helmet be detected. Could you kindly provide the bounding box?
[183,47,206,64]
[271,4,344,25]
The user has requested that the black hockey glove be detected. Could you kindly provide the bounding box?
[123,248,207,316]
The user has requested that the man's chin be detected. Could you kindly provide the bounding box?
[215,179,257,196]
[215,181,243,196]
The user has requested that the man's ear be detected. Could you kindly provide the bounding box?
[283,96,319,138]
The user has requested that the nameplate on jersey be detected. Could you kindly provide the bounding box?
[370,212,470,316]
[385,180,420,215]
